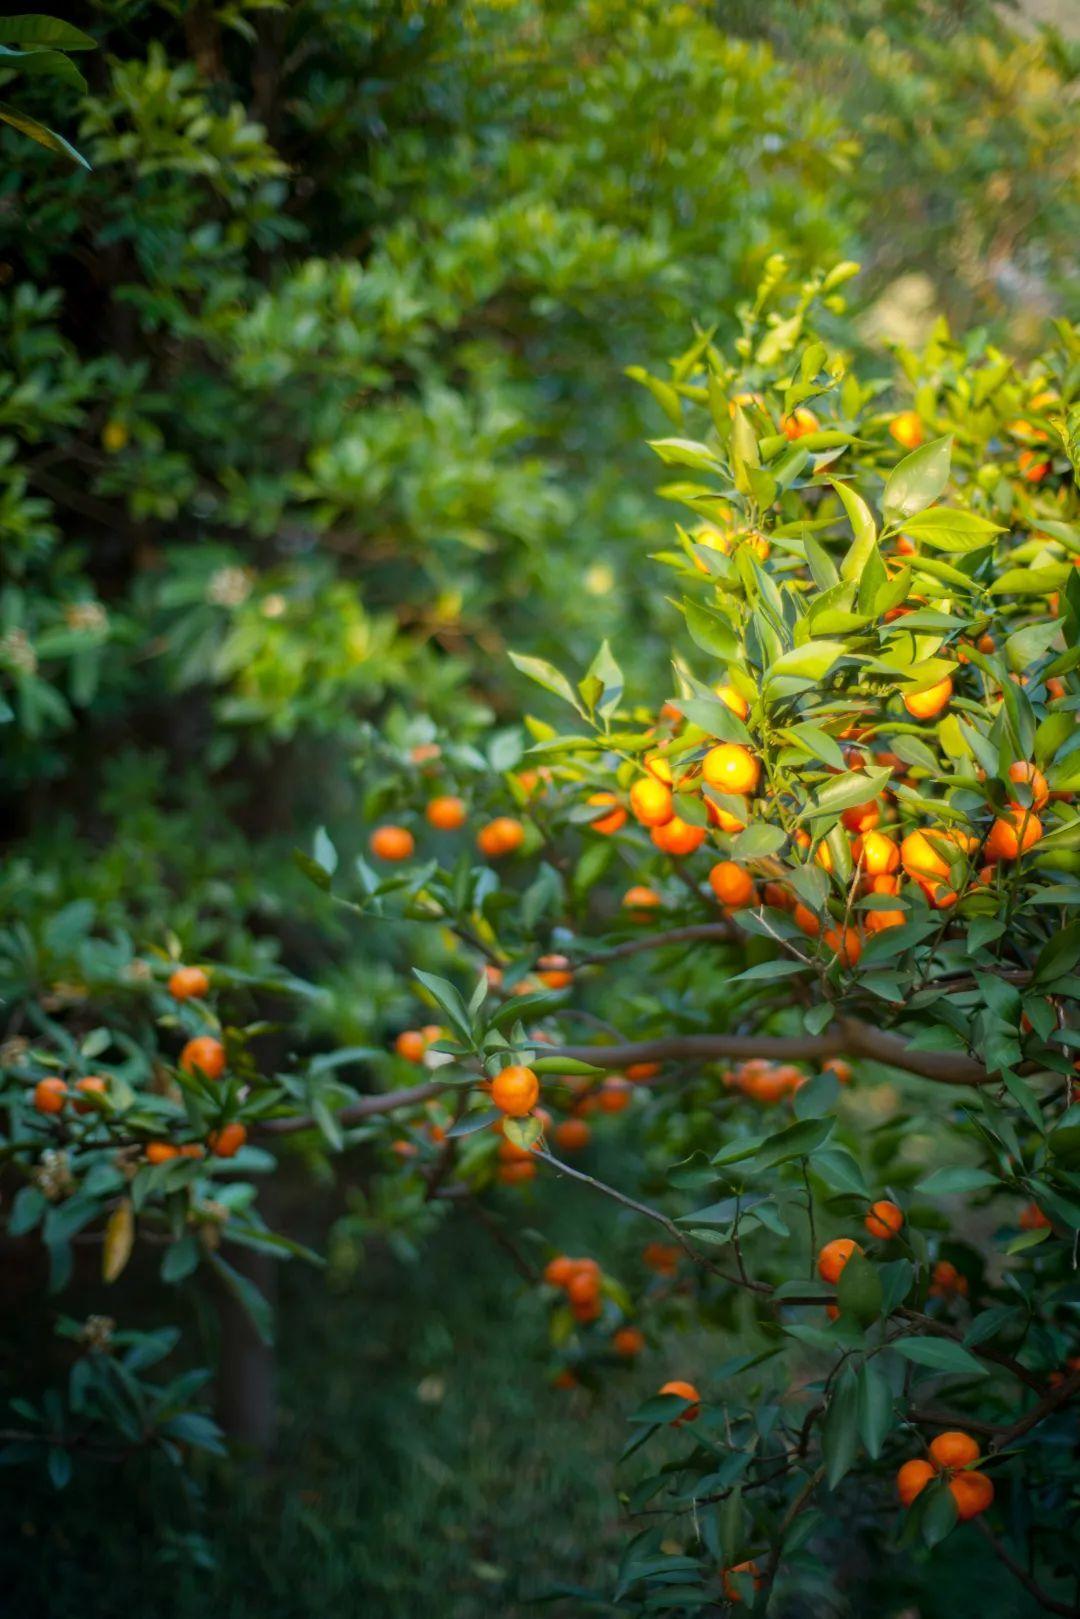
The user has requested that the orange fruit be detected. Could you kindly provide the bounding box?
[708,860,755,908]
[824,926,861,967]
[72,1075,108,1113]
[721,1562,762,1604]
[1018,1202,1051,1231]
[985,809,1042,862]
[629,775,674,827]
[490,1064,539,1116]
[179,1036,226,1081]
[395,1029,428,1063]
[781,407,819,440]
[411,743,441,764]
[889,411,924,450]
[949,1470,994,1520]
[586,792,627,835]
[537,954,573,989]
[705,795,748,833]
[566,1268,600,1307]
[1006,762,1049,811]
[476,817,525,858]
[865,1199,903,1239]
[178,1143,205,1159]
[817,1237,862,1284]
[1019,449,1050,482]
[554,1118,590,1152]
[208,1122,246,1157]
[642,1241,680,1276]
[715,685,750,720]
[793,902,821,938]
[866,906,906,933]
[33,1077,67,1114]
[626,1062,660,1082]
[900,829,952,883]
[658,1379,700,1423]
[903,675,953,720]
[612,1326,645,1358]
[369,824,415,861]
[597,1076,632,1113]
[544,1255,575,1287]
[623,885,661,913]
[498,1159,536,1185]
[145,1140,180,1164]
[651,816,706,856]
[425,795,467,831]
[702,743,760,795]
[740,1063,798,1105]
[929,1431,980,1470]
[929,1259,968,1298]
[168,965,210,1001]
[823,1057,852,1085]
[842,798,880,834]
[897,1457,936,1507]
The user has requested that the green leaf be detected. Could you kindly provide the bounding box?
[753,1116,834,1170]
[504,1115,542,1150]
[805,765,891,820]
[832,480,878,581]
[731,822,787,860]
[822,1369,860,1488]
[508,653,582,712]
[413,970,472,1040]
[292,847,332,891]
[0,101,90,167]
[856,1360,893,1459]
[161,1236,199,1284]
[0,16,97,47]
[765,639,848,686]
[891,1337,987,1378]
[682,600,739,662]
[883,437,952,521]
[901,508,1002,553]
[206,1253,274,1346]
[837,1251,883,1324]
[916,1166,999,1195]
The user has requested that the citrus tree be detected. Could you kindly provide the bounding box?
[288,264,1080,1611]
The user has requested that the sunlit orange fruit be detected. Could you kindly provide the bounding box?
[903,676,953,720]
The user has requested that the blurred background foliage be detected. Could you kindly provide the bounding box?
[0,0,1077,1612]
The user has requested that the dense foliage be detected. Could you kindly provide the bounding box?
[2,2,1079,1615]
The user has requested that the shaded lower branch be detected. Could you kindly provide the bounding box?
[974,1519,1080,1619]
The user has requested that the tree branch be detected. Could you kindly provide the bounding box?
[571,923,734,967]
[546,1014,992,1087]
[256,1079,451,1135]
[973,1519,1080,1619]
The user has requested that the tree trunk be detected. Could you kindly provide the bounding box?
[214,1246,278,1459]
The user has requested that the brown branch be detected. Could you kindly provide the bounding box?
[990,1367,1080,1449]
[546,1013,992,1088]
[973,1520,1080,1619]
[571,923,734,966]
[763,1464,825,1591]
[256,1079,452,1136]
